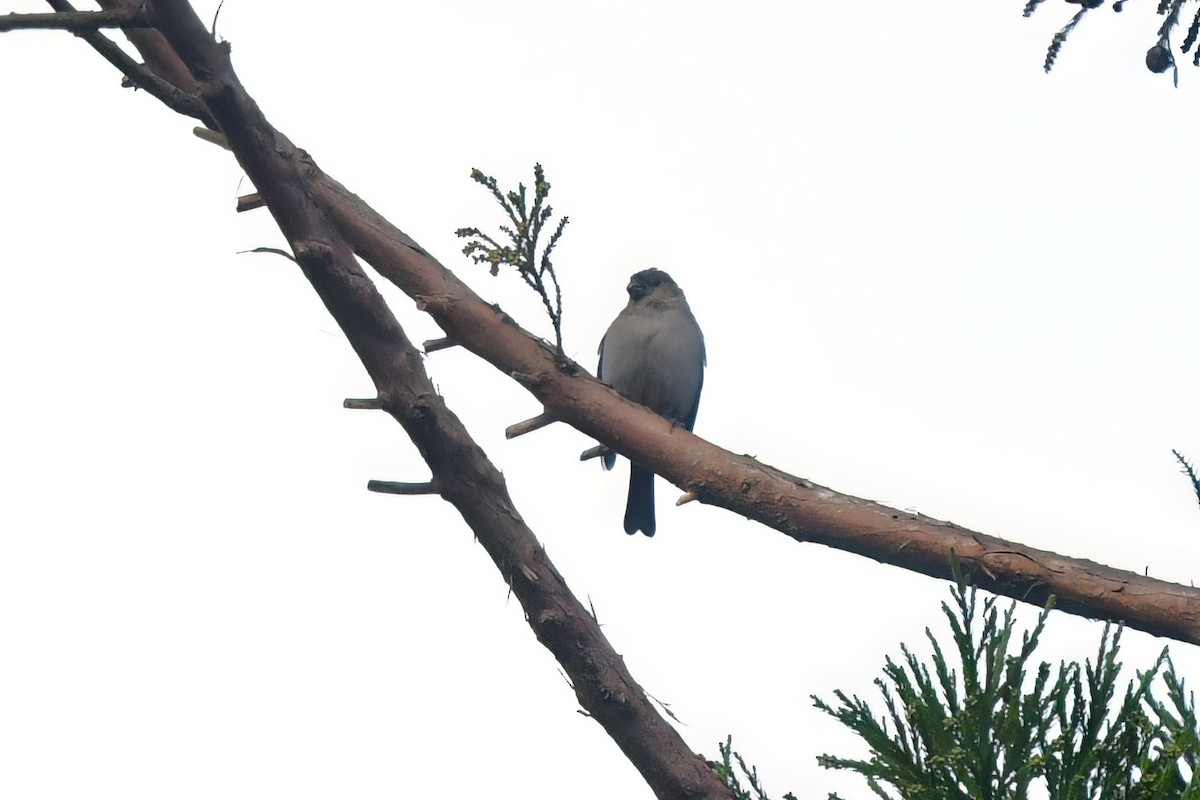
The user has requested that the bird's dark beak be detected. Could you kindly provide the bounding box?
[626,277,645,298]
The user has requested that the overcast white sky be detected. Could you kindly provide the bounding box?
[3,1,1200,797]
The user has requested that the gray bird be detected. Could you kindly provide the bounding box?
[598,269,705,536]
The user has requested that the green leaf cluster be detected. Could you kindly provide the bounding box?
[710,735,799,800]
[812,575,1200,799]
[1173,449,1200,509]
[455,164,569,354]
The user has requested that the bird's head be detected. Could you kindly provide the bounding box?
[626,268,679,302]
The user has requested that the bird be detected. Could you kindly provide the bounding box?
[597,268,705,536]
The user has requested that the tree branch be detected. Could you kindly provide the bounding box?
[303,156,1200,646]
[88,0,200,94]
[366,480,439,495]
[38,0,1200,651]
[136,2,735,797]
[0,8,147,33]
[39,0,212,126]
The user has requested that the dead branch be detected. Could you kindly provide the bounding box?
[236,193,266,212]
[41,0,212,126]
[368,480,439,495]
[89,0,200,94]
[192,126,229,149]
[579,444,610,462]
[422,336,458,353]
[506,412,557,439]
[343,398,383,410]
[238,246,296,263]
[0,8,147,33]
[98,2,737,796]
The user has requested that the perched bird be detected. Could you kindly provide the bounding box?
[598,269,706,536]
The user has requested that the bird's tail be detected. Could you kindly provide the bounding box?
[624,465,656,536]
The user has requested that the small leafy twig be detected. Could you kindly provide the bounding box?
[708,736,797,800]
[1183,4,1200,62]
[1043,7,1092,73]
[1026,0,1199,78]
[1172,449,1200,509]
[455,164,570,355]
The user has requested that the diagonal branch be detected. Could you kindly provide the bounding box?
[138,2,734,797]
[25,0,1200,712]
[305,159,1200,646]
[87,0,200,92]
[38,0,212,125]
